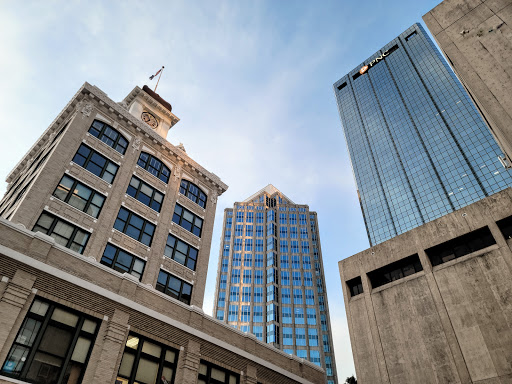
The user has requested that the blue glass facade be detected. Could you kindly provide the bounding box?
[334,24,512,246]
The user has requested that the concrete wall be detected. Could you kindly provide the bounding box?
[423,0,512,162]
[339,188,512,384]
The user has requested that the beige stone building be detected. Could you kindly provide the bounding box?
[339,188,512,384]
[0,82,325,384]
[423,0,512,165]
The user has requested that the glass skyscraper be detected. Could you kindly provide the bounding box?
[333,23,512,246]
[213,185,338,384]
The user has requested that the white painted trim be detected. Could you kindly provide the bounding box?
[0,240,322,382]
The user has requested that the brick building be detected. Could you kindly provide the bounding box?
[0,82,325,384]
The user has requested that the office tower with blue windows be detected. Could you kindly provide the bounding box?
[213,185,338,384]
[333,23,512,246]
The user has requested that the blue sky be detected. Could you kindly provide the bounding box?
[0,1,443,381]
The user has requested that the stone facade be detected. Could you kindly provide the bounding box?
[423,0,512,163]
[0,218,325,384]
[339,187,512,384]
[0,83,326,383]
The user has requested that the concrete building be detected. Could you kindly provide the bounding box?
[339,187,512,384]
[212,185,338,384]
[333,23,512,246]
[0,82,325,384]
[423,0,512,165]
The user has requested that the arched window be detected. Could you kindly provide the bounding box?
[88,120,129,154]
[179,179,207,208]
[137,152,171,183]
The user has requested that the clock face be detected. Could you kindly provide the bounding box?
[141,111,158,129]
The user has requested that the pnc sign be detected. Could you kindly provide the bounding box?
[359,48,393,75]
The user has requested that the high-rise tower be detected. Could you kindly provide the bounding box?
[333,23,512,246]
[213,185,338,384]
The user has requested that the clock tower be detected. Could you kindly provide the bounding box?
[122,85,180,139]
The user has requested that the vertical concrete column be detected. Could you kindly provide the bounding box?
[244,365,258,384]
[417,249,471,383]
[88,309,130,384]
[0,270,36,359]
[179,339,201,384]
[488,221,512,273]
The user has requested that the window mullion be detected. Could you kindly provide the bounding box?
[56,317,85,384]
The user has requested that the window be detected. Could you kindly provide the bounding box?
[156,270,193,305]
[241,306,251,322]
[301,241,310,253]
[291,241,299,253]
[347,276,363,297]
[292,255,300,269]
[280,240,288,253]
[88,119,128,154]
[116,334,178,384]
[308,328,318,346]
[304,272,313,286]
[198,360,239,384]
[254,287,263,302]
[243,254,252,267]
[127,176,164,212]
[255,239,264,252]
[137,152,170,183]
[281,255,289,269]
[307,308,317,325]
[1,298,99,384]
[256,212,264,223]
[242,287,251,302]
[426,227,496,267]
[497,215,512,239]
[267,268,276,284]
[33,212,90,254]
[101,244,146,280]
[253,326,263,341]
[281,288,291,304]
[321,314,327,331]
[290,227,298,238]
[266,324,279,344]
[72,144,119,184]
[243,270,252,284]
[292,271,301,286]
[283,327,293,345]
[323,335,330,352]
[228,305,238,322]
[244,238,252,251]
[216,310,224,321]
[164,234,198,271]
[53,175,105,218]
[245,225,253,237]
[231,269,240,284]
[254,254,263,268]
[310,350,321,366]
[305,289,315,305]
[300,228,308,239]
[253,306,263,322]
[303,256,312,269]
[172,204,203,237]
[368,254,423,289]
[236,211,244,223]
[246,212,254,223]
[267,303,278,322]
[220,274,227,290]
[217,292,226,308]
[281,271,290,285]
[256,225,264,237]
[179,180,207,208]
[267,210,275,222]
[296,350,307,359]
[299,214,307,225]
[295,328,306,346]
[282,307,292,324]
[114,207,156,246]
[280,226,288,238]
[254,270,263,285]
[279,213,287,224]
[232,253,241,266]
[289,214,297,225]
[229,287,239,302]
[267,285,277,302]
[293,289,303,305]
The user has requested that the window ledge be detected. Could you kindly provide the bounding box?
[371,270,426,294]
[0,374,30,384]
[431,244,499,272]
[348,293,365,303]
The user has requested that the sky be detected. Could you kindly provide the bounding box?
[0,1,444,381]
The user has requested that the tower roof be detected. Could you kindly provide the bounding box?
[243,184,295,204]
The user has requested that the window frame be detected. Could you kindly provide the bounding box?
[72,144,119,184]
[114,207,156,246]
[116,333,179,384]
[198,360,240,384]
[137,152,171,183]
[33,212,90,254]
[100,243,146,281]
[179,179,207,209]
[1,298,99,384]
[156,270,193,305]
[172,204,203,237]
[164,234,198,271]
[53,174,106,218]
[126,175,164,213]
[88,119,128,154]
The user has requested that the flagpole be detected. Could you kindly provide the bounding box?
[154,66,164,92]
